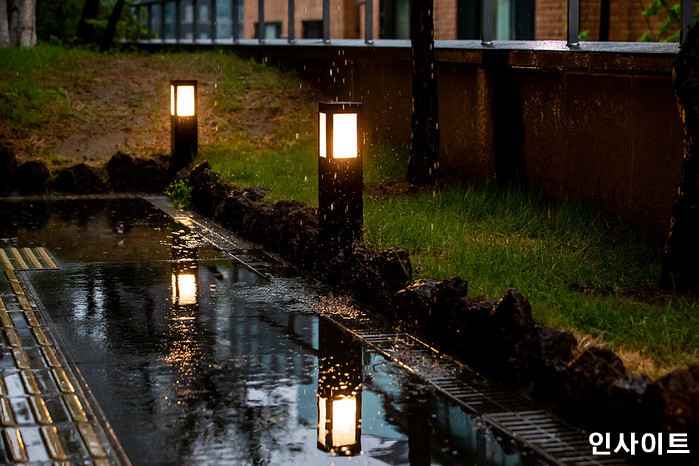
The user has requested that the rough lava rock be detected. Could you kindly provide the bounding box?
[0,145,18,196]
[486,288,536,343]
[17,160,50,195]
[643,364,699,439]
[135,156,170,192]
[54,163,105,194]
[188,162,231,217]
[563,346,627,421]
[106,151,137,191]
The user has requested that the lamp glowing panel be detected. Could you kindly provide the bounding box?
[318,397,327,446]
[332,397,357,447]
[172,273,197,305]
[171,85,196,117]
[333,113,357,159]
[319,112,327,158]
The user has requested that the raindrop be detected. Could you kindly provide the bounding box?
[295,133,300,139]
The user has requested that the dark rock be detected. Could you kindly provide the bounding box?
[367,247,412,304]
[0,145,18,196]
[486,288,535,344]
[393,277,469,335]
[234,187,267,203]
[643,365,699,436]
[106,151,137,191]
[173,167,191,182]
[188,162,232,217]
[608,374,651,426]
[393,279,438,329]
[530,325,578,402]
[53,163,105,194]
[135,157,170,192]
[220,191,263,233]
[536,325,577,366]
[433,277,469,312]
[17,160,50,195]
[188,161,212,186]
[563,346,627,419]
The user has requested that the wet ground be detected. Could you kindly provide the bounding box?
[0,198,543,465]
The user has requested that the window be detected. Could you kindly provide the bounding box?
[254,22,282,39]
[457,0,534,40]
[380,0,410,39]
[303,20,323,39]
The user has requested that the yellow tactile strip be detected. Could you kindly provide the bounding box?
[1,247,59,271]
[0,269,115,463]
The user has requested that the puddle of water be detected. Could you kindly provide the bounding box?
[1,199,543,465]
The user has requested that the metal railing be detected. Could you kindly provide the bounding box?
[134,0,696,47]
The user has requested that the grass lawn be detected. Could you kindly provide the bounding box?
[1,45,696,377]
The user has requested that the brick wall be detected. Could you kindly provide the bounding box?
[240,0,659,41]
[435,0,458,39]
[242,0,360,39]
[536,0,658,41]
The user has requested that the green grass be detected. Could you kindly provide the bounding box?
[0,45,90,133]
[1,45,694,374]
[202,128,697,374]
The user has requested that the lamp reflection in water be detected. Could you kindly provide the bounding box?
[171,232,199,308]
[317,318,363,456]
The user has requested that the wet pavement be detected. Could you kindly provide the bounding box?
[0,197,555,465]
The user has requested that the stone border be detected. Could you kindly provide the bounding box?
[183,161,697,454]
[1,149,696,456]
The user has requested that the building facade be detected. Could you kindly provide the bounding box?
[234,0,658,41]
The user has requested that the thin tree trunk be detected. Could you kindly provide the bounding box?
[407,0,439,184]
[661,22,699,292]
[76,0,100,44]
[0,0,10,47]
[100,0,126,52]
[8,0,19,45]
[17,0,35,47]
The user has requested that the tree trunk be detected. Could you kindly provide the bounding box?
[407,0,439,184]
[100,0,125,52]
[0,0,10,47]
[7,0,33,47]
[76,0,100,44]
[661,22,699,292]
[8,0,19,45]
[17,0,34,47]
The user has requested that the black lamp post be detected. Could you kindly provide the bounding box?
[317,318,362,456]
[318,102,363,257]
[170,80,198,172]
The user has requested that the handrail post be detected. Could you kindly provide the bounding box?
[481,0,492,45]
[365,0,373,43]
[322,0,329,43]
[175,0,181,42]
[567,0,580,47]
[232,0,239,42]
[258,0,265,42]
[681,0,694,44]
[161,1,167,43]
[193,0,198,42]
[288,0,295,42]
[147,3,153,40]
[211,0,217,43]
[135,4,141,41]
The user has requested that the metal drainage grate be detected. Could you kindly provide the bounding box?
[323,310,633,465]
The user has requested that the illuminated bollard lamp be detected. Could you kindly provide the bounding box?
[318,102,363,257]
[317,318,362,456]
[170,80,198,172]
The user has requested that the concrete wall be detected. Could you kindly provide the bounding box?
[176,40,682,240]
